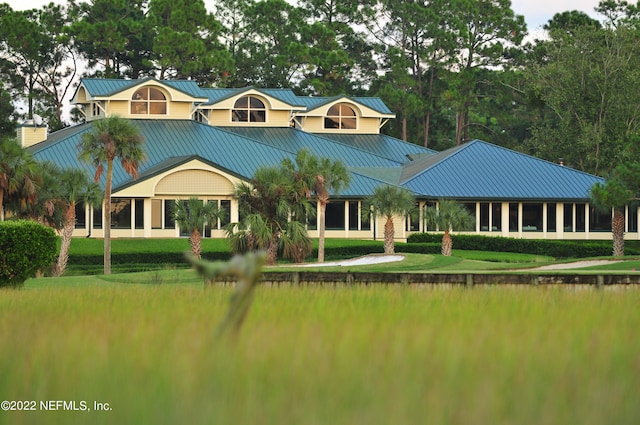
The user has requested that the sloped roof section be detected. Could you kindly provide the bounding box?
[30,120,294,191]
[319,133,436,164]
[220,127,402,168]
[78,77,208,99]
[29,121,409,196]
[401,140,604,201]
[295,95,394,116]
[201,87,306,108]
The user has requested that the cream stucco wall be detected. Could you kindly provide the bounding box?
[208,109,292,127]
[114,159,242,198]
[301,116,382,134]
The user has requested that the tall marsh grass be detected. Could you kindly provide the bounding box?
[1,284,639,424]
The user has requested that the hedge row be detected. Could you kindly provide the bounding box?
[67,243,387,270]
[407,233,638,258]
[68,251,233,266]
[0,220,58,287]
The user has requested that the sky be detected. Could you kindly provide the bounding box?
[4,0,603,35]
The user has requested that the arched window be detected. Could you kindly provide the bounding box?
[324,103,357,129]
[131,87,167,115]
[232,96,266,123]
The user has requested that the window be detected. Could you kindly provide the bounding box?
[220,200,231,228]
[424,201,437,231]
[152,199,179,230]
[232,96,266,122]
[480,203,489,231]
[152,199,162,229]
[361,207,371,231]
[135,199,144,229]
[547,203,556,232]
[93,206,102,229]
[349,201,359,230]
[492,203,502,231]
[522,203,543,231]
[590,206,611,232]
[509,203,518,232]
[91,102,102,117]
[75,203,86,229]
[629,202,639,232]
[177,199,196,237]
[111,199,132,229]
[406,203,420,232]
[462,203,476,231]
[131,87,167,115]
[481,203,501,231]
[325,202,345,230]
[563,203,574,232]
[164,199,176,229]
[324,103,357,129]
[576,203,586,232]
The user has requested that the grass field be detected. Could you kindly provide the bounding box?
[2,281,639,425]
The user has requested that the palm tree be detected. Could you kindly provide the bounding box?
[227,165,311,265]
[77,116,145,274]
[590,163,640,257]
[364,185,416,254]
[283,149,350,263]
[53,168,103,276]
[424,199,475,256]
[0,137,38,220]
[174,197,224,259]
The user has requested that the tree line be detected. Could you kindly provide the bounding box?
[3,0,640,176]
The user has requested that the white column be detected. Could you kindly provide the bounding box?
[518,203,523,237]
[543,203,548,238]
[501,202,509,237]
[557,203,564,240]
[144,198,152,237]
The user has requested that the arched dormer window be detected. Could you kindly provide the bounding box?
[131,87,167,115]
[324,103,357,129]
[232,95,266,123]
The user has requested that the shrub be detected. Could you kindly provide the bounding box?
[407,233,623,258]
[0,220,58,287]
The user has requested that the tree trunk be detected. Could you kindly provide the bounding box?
[384,217,395,254]
[104,160,113,275]
[455,110,464,145]
[612,208,625,257]
[442,231,453,256]
[190,228,202,259]
[318,200,326,263]
[402,117,407,141]
[54,204,75,277]
[0,188,4,221]
[266,237,279,266]
[424,112,431,148]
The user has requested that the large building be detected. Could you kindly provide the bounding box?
[21,77,633,241]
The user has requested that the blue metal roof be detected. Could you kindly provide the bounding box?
[200,87,306,107]
[294,95,394,115]
[30,121,603,202]
[30,121,406,196]
[220,127,402,168]
[30,120,293,191]
[319,133,436,164]
[400,140,604,201]
[79,77,209,99]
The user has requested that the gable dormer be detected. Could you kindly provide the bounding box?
[203,87,305,127]
[293,96,395,135]
[71,78,209,121]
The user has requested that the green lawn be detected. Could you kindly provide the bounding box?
[1,284,639,425]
